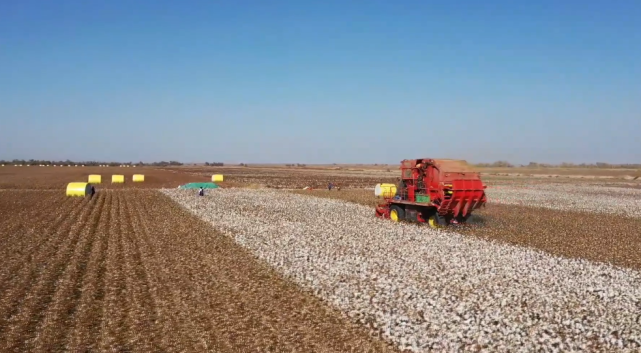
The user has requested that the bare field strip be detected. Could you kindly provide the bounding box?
[165,188,641,351]
[291,189,641,271]
[0,190,397,353]
[3,165,640,191]
[0,167,207,190]
[163,166,389,189]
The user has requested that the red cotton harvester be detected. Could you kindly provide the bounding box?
[375,158,487,228]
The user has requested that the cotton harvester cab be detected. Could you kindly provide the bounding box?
[375,159,487,228]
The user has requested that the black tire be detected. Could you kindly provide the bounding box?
[455,214,471,224]
[426,212,447,229]
[390,205,405,222]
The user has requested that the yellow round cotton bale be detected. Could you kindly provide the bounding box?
[112,175,124,183]
[88,174,102,183]
[132,174,145,182]
[212,174,224,182]
[66,182,91,197]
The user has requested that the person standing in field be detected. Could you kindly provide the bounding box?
[90,186,96,199]
[198,187,204,196]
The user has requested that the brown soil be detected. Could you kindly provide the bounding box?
[161,167,393,189]
[175,164,641,177]
[0,167,213,190]
[292,189,641,271]
[5,165,638,191]
[168,166,641,188]
[0,190,399,352]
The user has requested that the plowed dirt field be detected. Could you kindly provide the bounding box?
[0,167,213,190]
[0,190,398,353]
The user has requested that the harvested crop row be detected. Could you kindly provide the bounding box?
[163,188,641,352]
[65,192,113,351]
[0,191,74,273]
[0,193,90,341]
[28,192,107,351]
[291,189,641,271]
[0,190,397,352]
[0,193,96,351]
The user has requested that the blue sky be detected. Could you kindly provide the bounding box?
[1,0,639,164]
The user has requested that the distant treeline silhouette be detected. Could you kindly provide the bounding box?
[1,159,639,169]
[0,159,184,166]
[473,161,641,169]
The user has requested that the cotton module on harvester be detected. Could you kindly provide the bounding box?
[375,159,487,228]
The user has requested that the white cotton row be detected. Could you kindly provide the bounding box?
[485,184,641,218]
[162,188,641,353]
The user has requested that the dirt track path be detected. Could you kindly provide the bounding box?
[0,190,398,353]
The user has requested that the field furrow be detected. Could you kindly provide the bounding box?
[124,193,164,351]
[0,196,95,351]
[134,195,223,351]
[0,195,75,287]
[97,192,128,351]
[118,191,157,351]
[28,193,106,351]
[0,197,88,340]
[0,192,63,250]
[64,192,112,351]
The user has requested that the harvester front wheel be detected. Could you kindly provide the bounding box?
[390,205,405,222]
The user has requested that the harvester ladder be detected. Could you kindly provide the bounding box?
[438,199,451,216]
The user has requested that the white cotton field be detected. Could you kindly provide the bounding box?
[485,184,641,218]
[162,188,641,353]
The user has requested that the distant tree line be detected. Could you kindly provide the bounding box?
[2,159,638,169]
[0,159,184,166]
[473,161,641,169]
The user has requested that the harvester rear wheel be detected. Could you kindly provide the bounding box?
[427,214,445,229]
[390,205,405,222]
[455,214,471,224]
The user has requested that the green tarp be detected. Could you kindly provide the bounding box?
[179,182,220,189]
